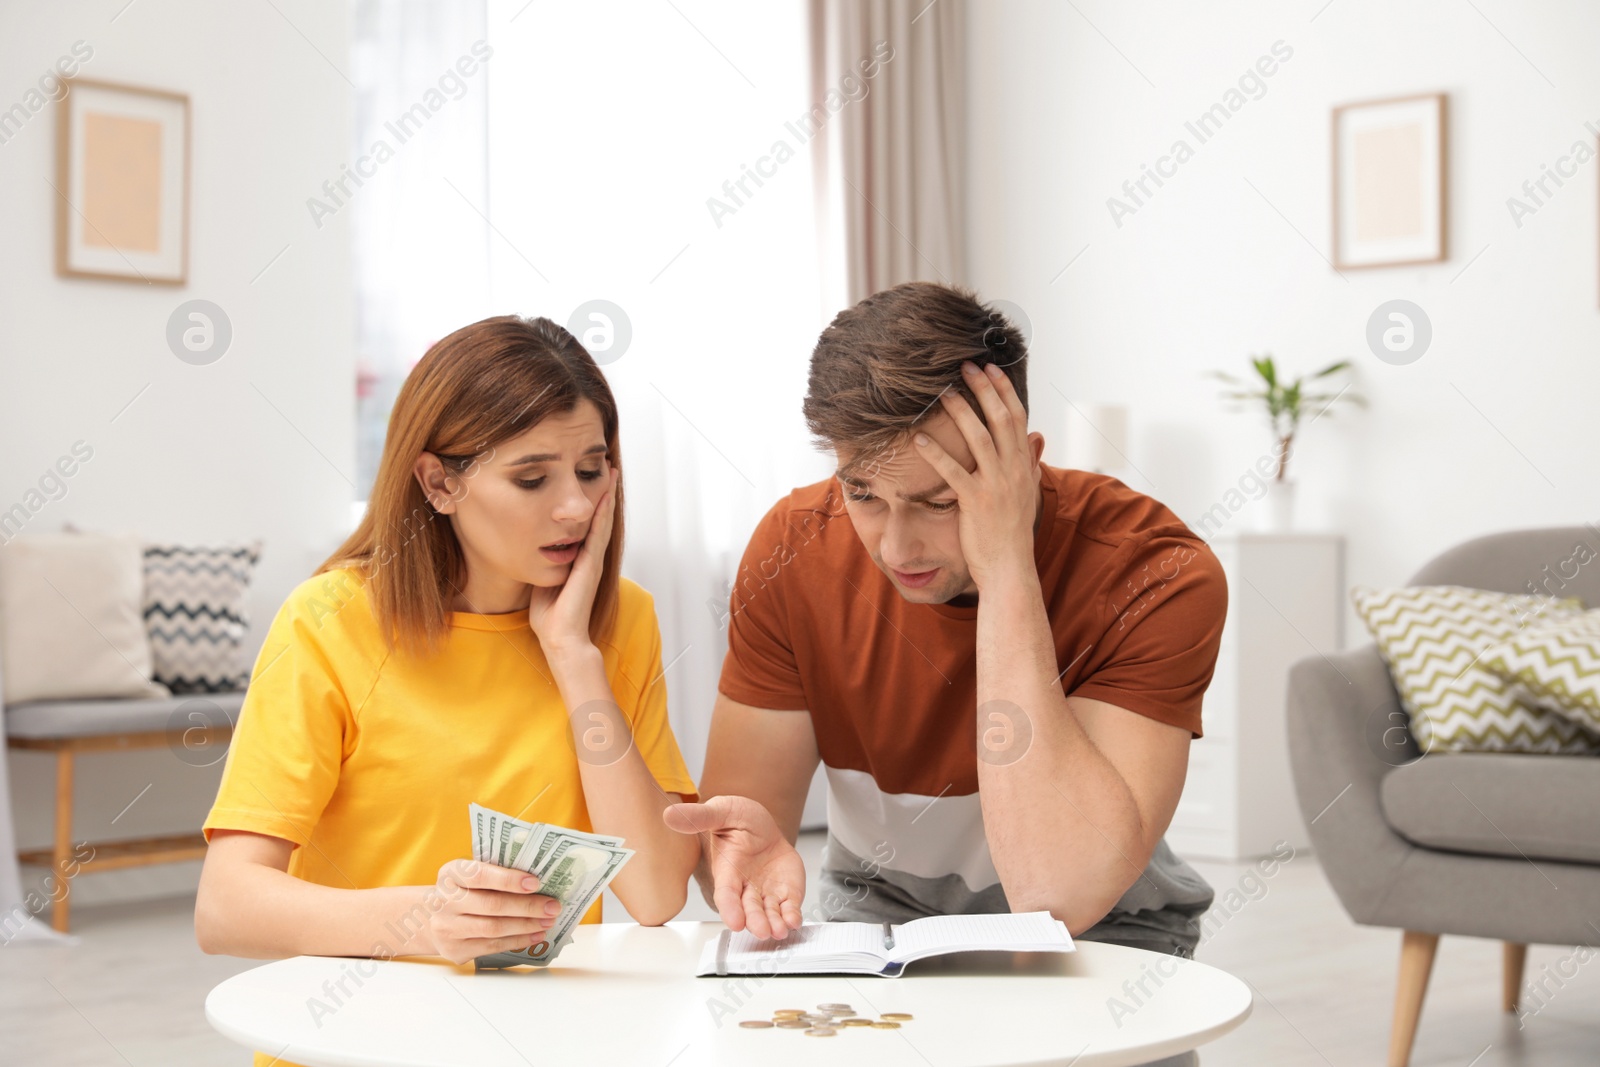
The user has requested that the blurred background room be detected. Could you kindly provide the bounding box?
[2,2,1598,1064]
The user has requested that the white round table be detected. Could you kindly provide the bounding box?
[206,921,1251,1067]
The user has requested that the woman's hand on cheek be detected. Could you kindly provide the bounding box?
[527,465,617,659]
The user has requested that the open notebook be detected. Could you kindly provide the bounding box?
[695,911,1075,977]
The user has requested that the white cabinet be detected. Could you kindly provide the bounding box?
[1166,534,1344,860]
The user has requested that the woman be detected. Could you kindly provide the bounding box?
[195,316,701,1062]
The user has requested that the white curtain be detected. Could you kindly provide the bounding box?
[811,0,967,303]
[350,0,491,495]
[348,1,969,810]
[349,1,856,799]
[481,0,835,779]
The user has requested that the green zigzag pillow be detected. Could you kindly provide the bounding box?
[1351,585,1600,755]
[1482,609,1600,736]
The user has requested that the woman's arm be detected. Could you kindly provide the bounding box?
[525,466,702,926]
[195,829,562,963]
[547,646,700,925]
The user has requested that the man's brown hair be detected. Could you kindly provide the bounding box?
[802,281,1028,463]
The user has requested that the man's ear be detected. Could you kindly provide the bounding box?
[413,452,460,514]
[1027,431,1046,470]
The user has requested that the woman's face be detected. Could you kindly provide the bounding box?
[416,400,612,594]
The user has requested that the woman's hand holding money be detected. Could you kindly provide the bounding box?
[427,859,564,965]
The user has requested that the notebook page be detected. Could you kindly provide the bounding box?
[891,911,1073,961]
[720,921,887,969]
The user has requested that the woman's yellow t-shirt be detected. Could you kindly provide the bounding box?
[201,568,698,1067]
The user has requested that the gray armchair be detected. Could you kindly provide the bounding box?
[1288,525,1600,1067]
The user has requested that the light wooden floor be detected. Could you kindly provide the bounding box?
[3,837,1596,1065]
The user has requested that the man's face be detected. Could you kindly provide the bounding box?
[834,410,980,604]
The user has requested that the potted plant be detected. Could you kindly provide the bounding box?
[1208,355,1365,530]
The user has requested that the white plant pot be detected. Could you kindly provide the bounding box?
[1264,479,1296,532]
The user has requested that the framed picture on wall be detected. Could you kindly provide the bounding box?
[56,79,189,284]
[1332,93,1445,270]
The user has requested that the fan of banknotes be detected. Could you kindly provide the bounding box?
[468,802,634,968]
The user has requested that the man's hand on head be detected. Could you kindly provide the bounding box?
[913,361,1043,593]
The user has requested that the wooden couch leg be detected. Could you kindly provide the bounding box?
[1388,930,1439,1067]
[1503,942,1528,1013]
[51,748,74,933]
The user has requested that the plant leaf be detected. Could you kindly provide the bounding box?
[1252,355,1277,387]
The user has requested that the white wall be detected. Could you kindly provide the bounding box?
[965,0,1600,645]
[0,0,354,905]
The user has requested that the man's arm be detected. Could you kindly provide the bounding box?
[973,569,1191,932]
[661,693,818,938]
[698,693,820,842]
[913,360,1202,934]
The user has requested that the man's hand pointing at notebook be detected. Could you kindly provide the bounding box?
[664,795,806,939]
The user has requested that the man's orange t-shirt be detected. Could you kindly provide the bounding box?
[717,463,1227,952]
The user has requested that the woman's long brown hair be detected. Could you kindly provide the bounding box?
[318,315,625,655]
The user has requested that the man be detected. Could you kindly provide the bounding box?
[665,281,1225,973]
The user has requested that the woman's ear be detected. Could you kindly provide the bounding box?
[412,452,459,514]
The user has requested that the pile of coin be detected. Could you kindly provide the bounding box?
[738,1003,915,1037]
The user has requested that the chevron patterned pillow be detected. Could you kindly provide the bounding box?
[142,543,262,693]
[1482,609,1600,736]
[1351,585,1600,754]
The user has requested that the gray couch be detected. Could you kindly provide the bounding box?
[1287,525,1600,1067]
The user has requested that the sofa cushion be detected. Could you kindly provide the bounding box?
[1482,608,1600,735]
[0,533,170,704]
[5,690,245,740]
[143,542,262,693]
[1380,752,1600,864]
[1352,584,1600,754]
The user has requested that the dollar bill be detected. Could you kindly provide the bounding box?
[533,835,633,953]
[495,819,515,867]
[503,822,538,871]
[466,803,633,969]
[471,804,490,865]
[529,824,622,873]
[470,803,622,869]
